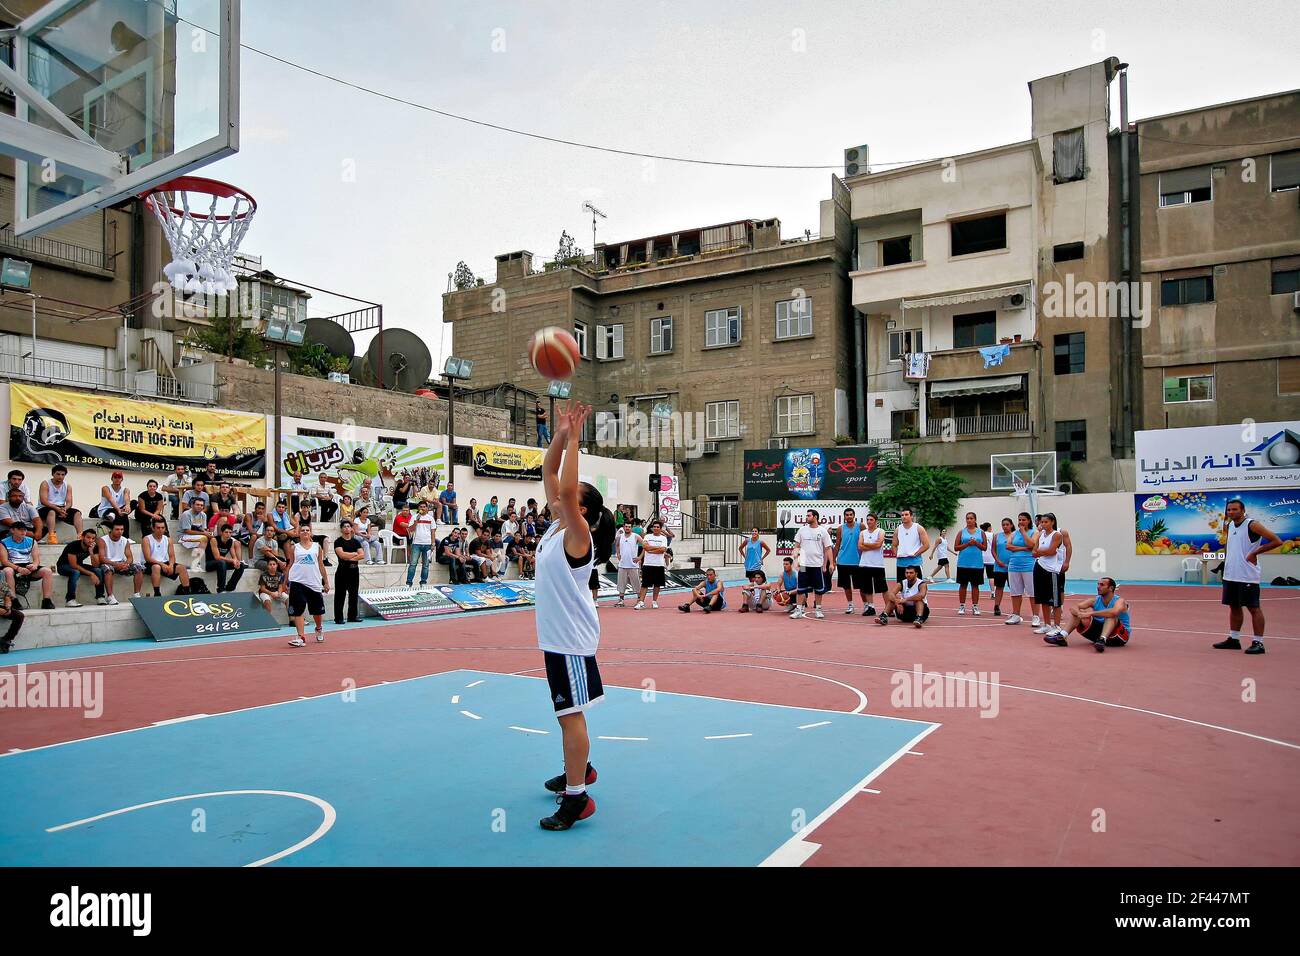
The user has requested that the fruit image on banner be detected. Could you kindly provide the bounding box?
[1134,489,1300,555]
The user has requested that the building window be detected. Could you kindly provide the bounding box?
[1055,420,1087,462]
[1271,150,1300,192]
[1053,332,1085,375]
[707,494,740,530]
[1052,128,1086,183]
[950,213,1007,257]
[952,311,996,349]
[650,315,673,354]
[1164,374,1215,404]
[1053,242,1084,262]
[705,400,740,440]
[596,324,624,360]
[775,297,813,339]
[1279,357,1300,396]
[888,328,923,361]
[296,427,335,439]
[595,408,623,444]
[1271,266,1300,295]
[880,235,913,266]
[573,322,588,358]
[775,394,814,435]
[1159,165,1212,206]
[1161,276,1214,306]
[377,436,408,445]
[704,307,742,347]
[452,445,471,466]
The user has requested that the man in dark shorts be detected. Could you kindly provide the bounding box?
[1213,498,1281,654]
[878,565,930,627]
[791,509,835,620]
[1057,577,1131,652]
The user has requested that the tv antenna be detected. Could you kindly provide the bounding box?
[582,201,607,257]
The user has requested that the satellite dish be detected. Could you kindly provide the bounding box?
[303,318,355,362]
[366,328,433,392]
[349,355,374,387]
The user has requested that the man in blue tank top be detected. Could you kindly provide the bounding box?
[1056,577,1132,652]
[835,507,867,614]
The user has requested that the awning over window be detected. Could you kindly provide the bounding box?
[901,283,1030,310]
[929,374,1025,397]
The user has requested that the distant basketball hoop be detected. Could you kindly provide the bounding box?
[142,176,258,297]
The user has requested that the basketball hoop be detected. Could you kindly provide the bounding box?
[141,176,258,297]
[1011,478,1030,498]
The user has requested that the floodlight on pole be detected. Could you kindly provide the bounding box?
[443,356,474,481]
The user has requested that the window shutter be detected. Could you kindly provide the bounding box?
[1278,358,1300,395]
[1271,150,1300,190]
[1160,165,1211,194]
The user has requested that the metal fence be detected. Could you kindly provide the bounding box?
[0,229,108,271]
[0,351,125,391]
[926,412,1030,437]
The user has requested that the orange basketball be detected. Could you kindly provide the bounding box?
[529,326,581,380]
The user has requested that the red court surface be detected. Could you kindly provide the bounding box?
[4,583,1298,867]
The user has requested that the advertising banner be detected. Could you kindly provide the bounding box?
[472,443,544,481]
[9,383,266,478]
[280,436,446,496]
[742,446,879,500]
[1134,489,1300,556]
[360,586,459,620]
[658,474,681,531]
[1136,422,1300,491]
[132,592,279,642]
[775,499,881,557]
[435,582,533,609]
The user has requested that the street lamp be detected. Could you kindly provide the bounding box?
[261,314,308,487]
[443,356,474,484]
[1,258,36,378]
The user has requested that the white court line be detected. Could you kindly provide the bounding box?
[509,725,549,735]
[46,789,336,868]
[862,788,882,794]
[760,721,941,867]
[450,695,460,704]
[151,714,208,726]
[459,710,482,720]
[466,680,485,688]
[8,748,21,753]
[907,750,924,756]
[798,721,832,730]
[597,735,649,741]
[705,733,752,740]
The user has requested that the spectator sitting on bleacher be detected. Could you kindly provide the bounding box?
[256,557,289,612]
[244,501,269,540]
[1,486,45,542]
[338,494,355,523]
[355,482,384,528]
[0,572,24,652]
[38,465,83,542]
[438,527,471,584]
[205,524,246,593]
[211,482,239,518]
[57,528,107,607]
[179,497,212,567]
[253,524,285,572]
[200,461,220,488]
[481,495,499,530]
[313,474,339,522]
[97,523,144,602]
[7,469,33,503]
[391,502,413,541]
[292,502,331,564]
[468,537,497,580]
[162,464,190,520]
[180,478,210,516]
[439,481,458,524]
[143,518,192,596]
[133,479,167,541]
[0,522,55,609]
[285,468,309,513]
[354,506,384,564]
[272,499,294,544]
[488,531,508,576]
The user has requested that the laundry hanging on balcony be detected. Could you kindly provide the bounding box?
[979,344,1011,368]
[904,351,931,379]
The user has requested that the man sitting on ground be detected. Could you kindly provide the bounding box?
[679,568,726,613]
[739,569,773,612]
[1054,576,1132,652]
[878,565,930,628]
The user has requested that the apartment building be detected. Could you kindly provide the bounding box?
[1135,90,1300,427]
[847,59,1126,492]
[441,214,857,514]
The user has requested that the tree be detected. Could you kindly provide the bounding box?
[288,342,332,378]
[869,449,965,533]
[190,312,262,363]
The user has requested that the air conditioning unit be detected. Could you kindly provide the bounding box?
[767,437,789,450]
[844,145,870,177]
[1004,292,1028,311]
[1293,290,1300,311]
[702,441,720,455]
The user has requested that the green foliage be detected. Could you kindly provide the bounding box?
[1058,457,1085,494]
[191,314,262,363]
[869,448,965,532]
[288,342,332,378]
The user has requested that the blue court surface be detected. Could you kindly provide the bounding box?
[0,670,935,867]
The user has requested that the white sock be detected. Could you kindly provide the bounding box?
[1230,630,1240,639]
[565,783,587,796]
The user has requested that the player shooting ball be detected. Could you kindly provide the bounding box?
[534,400,615,831]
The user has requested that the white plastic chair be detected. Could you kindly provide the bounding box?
[379,529,409,566]
[1181,557,1202,584]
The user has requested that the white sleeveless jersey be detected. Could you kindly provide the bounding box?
[44,480,69,506]
[859,527,885,568]
[983,533,996,564]
[901,577,925,602]
[101,485,127,513]
[1036,530,1063,573]
[1224,518,1260,585]
[288,542,323,589]
[101,534,129,563]
[895,523,922,560]
[934,537,949,560]
[617,532,640,569]
[535,522,599,656]
[145,534,171,563]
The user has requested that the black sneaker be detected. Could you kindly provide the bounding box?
[1043,634,1068,647]
[539,792,596,830]
[678,604,691,613]
[40,598,54,610]
[993,606,1002,617]
[335,618,345,625]
[1245,640,1266,655]
[0,639,12,654]
[1093,640,1106,653]
[1213,637,1242,650]
[863,605,875,617]
[544,762,597,793]
[876,613,888,626]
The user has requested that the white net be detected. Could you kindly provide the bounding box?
[144,178,258,296]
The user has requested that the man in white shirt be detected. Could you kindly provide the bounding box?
[791,509,835,620]
[613,524,642,607]
[162,464,191,520]
[406,500,436,588]
[635,520,670,610]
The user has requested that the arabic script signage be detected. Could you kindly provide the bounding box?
[742,447,879,501]
[1136,422,1300,491]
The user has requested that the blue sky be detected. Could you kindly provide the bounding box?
[203,0,1299,366]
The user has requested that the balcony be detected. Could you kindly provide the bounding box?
[925,411,1029,437]
[0,350,217,404]
[924,339,1038,379]
[0,228,110,274]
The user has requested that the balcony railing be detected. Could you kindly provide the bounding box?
[0,228,108,272]
[925,412,1030,437]
[0,351,125,391]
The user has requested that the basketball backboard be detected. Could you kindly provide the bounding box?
[990,451,1057,492]
[0,0,240,237]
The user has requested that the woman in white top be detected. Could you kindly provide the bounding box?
[927,530,951,582]
[1032,514,1066,638]
[354,507,383,564]
[285,522,329,646]
[535,401,615,832]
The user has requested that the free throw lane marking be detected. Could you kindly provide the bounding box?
[704,733,753,740]
[509,726,549,735]
[597,735,649,741]
[460,710,482,720]
[466,680,485,688]
[798,721,832,730]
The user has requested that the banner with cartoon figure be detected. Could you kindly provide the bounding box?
[9,383,265,477]
[743,447,879,500]
[280,436,446,496]
[1134,489,1300,555]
